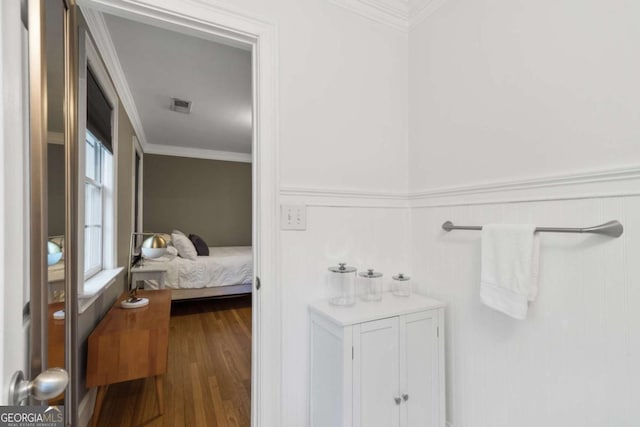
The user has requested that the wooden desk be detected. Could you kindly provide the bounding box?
[87,290,171,426]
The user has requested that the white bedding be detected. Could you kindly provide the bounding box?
[144,246,253,290]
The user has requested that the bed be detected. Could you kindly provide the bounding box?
[142,246,253,300]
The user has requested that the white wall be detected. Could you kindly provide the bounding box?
[409,0,640,425]
[214,0,410,425]
[226,0,409,193]
[409,0,640,190]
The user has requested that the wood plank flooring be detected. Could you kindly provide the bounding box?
[95,295,252,427]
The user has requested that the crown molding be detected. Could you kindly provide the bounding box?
[409,0,450,29]
[328,0,449,32]
[145,143,252,163]
[329,0,409,32]
[81,8,149,150]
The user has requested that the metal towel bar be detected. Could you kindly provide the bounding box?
[442,220,624,238]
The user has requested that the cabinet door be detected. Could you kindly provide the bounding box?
[353,317,400,427]
[400,311,440,427]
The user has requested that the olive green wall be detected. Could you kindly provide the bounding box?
[143,154,252,247]
[47,143,65,236]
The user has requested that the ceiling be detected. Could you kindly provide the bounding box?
[103,13,252,155]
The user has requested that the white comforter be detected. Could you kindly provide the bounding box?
[145,246,253,290]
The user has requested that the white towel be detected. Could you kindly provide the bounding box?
[480,224,540,320]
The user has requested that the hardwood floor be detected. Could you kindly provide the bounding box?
[95,294,252,427]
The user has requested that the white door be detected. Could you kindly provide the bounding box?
[0,0,30,405]
[353,317,400,427]
[400,311,439,427]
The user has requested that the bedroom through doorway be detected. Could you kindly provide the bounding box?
[82,8,255,426]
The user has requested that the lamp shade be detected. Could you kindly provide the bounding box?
[47,241,62,266]
[141,234,167,259]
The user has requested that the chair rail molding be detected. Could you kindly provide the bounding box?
[280,165,640,208]
[280,186,409,208]
[409,165,640,208]
[328,0,450,32]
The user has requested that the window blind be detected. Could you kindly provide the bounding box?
[87,67,113,153]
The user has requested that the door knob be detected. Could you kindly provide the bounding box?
[8,368,69,405]
[394,396,402,405]
[402,393,409,401]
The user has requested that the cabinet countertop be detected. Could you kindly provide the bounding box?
[309,292,445,326]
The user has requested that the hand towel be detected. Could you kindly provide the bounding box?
[480,224,540,319]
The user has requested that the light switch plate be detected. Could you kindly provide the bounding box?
[281,204,307,230]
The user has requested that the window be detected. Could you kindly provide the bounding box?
[84,130,113,278]
[80,61,117,295]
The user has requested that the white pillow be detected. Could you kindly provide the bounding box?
[171,231,197,260]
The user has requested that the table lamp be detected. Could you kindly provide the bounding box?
[122,232,167,309]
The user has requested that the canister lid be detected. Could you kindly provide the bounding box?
[359,268,383,278]
[392,273,411,281]
[328,262,357,273]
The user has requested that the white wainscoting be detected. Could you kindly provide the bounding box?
[278,200,411,426]
[411,194,640,427]
[281,165,639,426]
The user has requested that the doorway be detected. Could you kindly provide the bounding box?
[76,1,262,425]
[76,1,280,426]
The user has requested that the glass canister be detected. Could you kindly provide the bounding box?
[359,269,383,301]
[327,263,357,306]
[392,273,411,297]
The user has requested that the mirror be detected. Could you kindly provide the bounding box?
[44,0,67,406]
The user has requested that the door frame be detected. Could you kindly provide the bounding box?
[131,136,143,236]
[0,0,31,405]
[76,1,281,425]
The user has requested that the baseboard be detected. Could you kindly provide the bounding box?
[78,387,97,427]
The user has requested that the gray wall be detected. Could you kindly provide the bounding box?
[143,154,252,247]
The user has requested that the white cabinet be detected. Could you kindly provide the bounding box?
[310,293,445,427]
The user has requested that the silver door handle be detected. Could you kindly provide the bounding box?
[9,368,69,404]
[402,393,409,401]
[394,396,402,405]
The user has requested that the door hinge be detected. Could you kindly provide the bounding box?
[256,276,261,290]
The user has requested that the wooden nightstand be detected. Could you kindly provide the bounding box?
[131,264,167,289]
[86,289,171,426]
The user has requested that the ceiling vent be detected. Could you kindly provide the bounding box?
[170,98,192,114]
